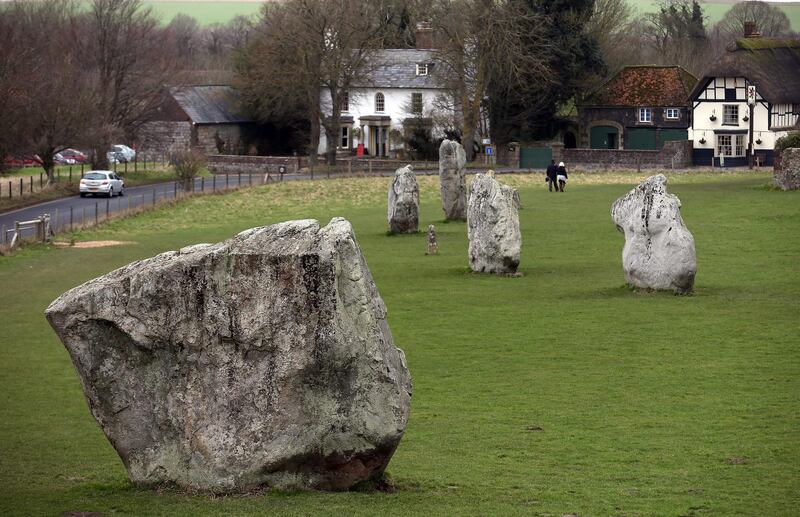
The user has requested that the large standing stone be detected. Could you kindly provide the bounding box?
[774,147,800,190]
[45,218,412,493]
[611,174,696,293]
[439,139,467,220]
[467,172,521,274]
[387,165,419,233]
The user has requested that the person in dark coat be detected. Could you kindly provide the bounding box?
[545,160,558,192]
[556,161,568,192]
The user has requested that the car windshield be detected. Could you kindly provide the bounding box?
[84,173,108,180]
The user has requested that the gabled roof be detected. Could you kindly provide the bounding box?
[353,49,443,90]
[169,85,251,124]
[581,66,697,107]
[689,38,800,103]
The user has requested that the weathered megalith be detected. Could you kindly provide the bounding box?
[439,139,467,220]
[387,165,419,233]
[611,174,696,293]
[774,148,800,190]
[467,172,521,274]
[45,218,412,493]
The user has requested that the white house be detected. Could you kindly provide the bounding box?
[318,24,454,158]
[689,36,800,167]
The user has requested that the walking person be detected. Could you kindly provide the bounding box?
[556,161,568,192]
[545,159,558,192]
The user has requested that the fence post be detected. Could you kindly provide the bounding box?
[173,182,177,199]
[70,206,73,231]
[201,176,205,192]
[30,176,33,193]
[248,173,252,187]
[81,162,84,175]
[57,169,60,181]
[213,176,216,192]
[226,174,229,190]
[82,206,85,226]
[12,221,20,249]
[134,154,137,173]
[19,178,23,196]
[113,161,117,173]
[238,172,241,188]
[94,202,98,225]
[54,209,59,234]
[9,181,12,198]
[106,198,110,220]
[124,161,128,174]
[40,172,43,188]
[69,167,72,183]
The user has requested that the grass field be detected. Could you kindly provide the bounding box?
[0,171,798,516]
[138,0,800,29]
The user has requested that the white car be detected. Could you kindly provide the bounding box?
[110,144,136,163]
[79,171,124,197]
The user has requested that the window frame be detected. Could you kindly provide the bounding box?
[340,91,349,112]
[638,107,652,123]
[665,108,680,120]
[723,104,739,126]
[411,92,423,115]
[416,63,428,76]
[340,126,349,149]
[375,92,385,113]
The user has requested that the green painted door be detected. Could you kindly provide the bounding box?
[520,147,552,169]
[661,129,688,145]
[590,126,618,149]
[627,128,657,150]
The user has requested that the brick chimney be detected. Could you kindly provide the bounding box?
[415,21,434,50]
[744,21,761,38]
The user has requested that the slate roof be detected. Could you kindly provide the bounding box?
[169,85,251,124]
[352,49,443,89]
[582,66,697,107]
[689,38,800,104]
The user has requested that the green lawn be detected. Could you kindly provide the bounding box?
[0,172,798,516]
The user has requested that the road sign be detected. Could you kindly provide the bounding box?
[485,146,493,156]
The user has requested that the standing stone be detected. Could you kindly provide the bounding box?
[439,139,467,220]
[387,165,419,233]
[774,148,800,190]
[45,218,412,493]
[426,224,438,255]
[467,172,521,274]
[611,174,696,293]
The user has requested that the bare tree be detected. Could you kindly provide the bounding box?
[238,0,393,165]
[715,1,791,39]
[78,0,177,169]
[0,1,94,183]
[431,0,555,159]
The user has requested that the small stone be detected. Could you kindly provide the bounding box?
[439,139,467,221]
[387,165,419,234]
[45,218,412,493]
[426,224,438,255]
[774,147,800,190]
[611,174,696,293]
[467,172,521,274]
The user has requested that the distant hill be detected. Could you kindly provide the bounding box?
[140,0,799,30]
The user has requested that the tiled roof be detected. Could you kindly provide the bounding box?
[583,66,697,107]
[689,38,800,104]
[169,85,251,124]
[353,49,444,89]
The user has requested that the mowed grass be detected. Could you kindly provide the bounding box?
[0,171,798,516]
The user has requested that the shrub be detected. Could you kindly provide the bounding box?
[172,149,207,191]
[775,131,800,151]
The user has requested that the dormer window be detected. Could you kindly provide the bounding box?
[416,63,428,76]
[375,92,385,112]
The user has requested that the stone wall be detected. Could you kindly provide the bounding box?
[138,121,192,153]
[552,140,693,169]
[774,148,800,190]
[207,155,306,175]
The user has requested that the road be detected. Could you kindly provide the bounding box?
[0,166,523,243]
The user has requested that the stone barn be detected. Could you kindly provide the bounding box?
[138,85,254,155]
